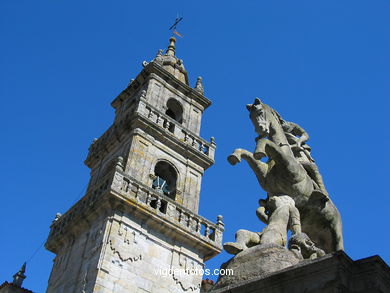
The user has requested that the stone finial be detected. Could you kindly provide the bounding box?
[140,90,147,100]
[166,37,176,56]
[12,262,26,287]
[116,156,124,170]
[52,213,62,224]
[156,49,163,56]
[195,76,204,95]
[217,215,224,228]
[153,50,164,65]
[210,137,216,145]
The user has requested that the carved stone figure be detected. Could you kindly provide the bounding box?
[153,49,164,65]
[278,116,328,197]
[194,76,204,95]
[227,98,343,253]
[259,195,301,246]
[288,232,325,260]
[224,195,302,255]
[52,213,62,224]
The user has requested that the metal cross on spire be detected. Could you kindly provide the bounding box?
[169,15,184,38]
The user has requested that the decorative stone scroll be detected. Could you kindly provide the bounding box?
[171,251,202,292]
[109,222,142,263]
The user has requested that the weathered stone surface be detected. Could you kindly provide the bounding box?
[228,98,343,254]
[224,195,309,256]
[210,251,390,293]
[45,38,222,293]
[219,97,349,292]
[214,244,300,290]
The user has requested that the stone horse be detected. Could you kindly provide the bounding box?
[228,98,343,253]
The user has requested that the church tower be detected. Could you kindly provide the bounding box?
[45,37,223,293]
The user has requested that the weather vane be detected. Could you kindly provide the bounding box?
[169,15,183,38]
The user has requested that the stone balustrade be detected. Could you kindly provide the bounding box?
[139,101,216,161]
[86,98,215,168]
[48,174,112,241]
[112,170,223,248]
[48,168,223,250]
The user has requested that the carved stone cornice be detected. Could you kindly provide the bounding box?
[111,62,211,112]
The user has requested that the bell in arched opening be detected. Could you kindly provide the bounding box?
[152,161,178,200]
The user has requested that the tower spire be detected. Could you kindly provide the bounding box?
[12,262,26,287]
[166,37,176,56]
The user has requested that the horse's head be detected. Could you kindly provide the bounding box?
[246,98,270,137]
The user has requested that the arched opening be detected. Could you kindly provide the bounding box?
[165,98,183,124]
[152,161,178,200]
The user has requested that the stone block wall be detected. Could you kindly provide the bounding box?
[46,215,107,293]
[125,132,203,213]
[94,211,204,293]
[145,77,203,136]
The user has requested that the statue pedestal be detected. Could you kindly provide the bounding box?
[210,251,390,293]
[213,244,301,290]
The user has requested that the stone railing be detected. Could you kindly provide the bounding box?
[48,172,112,241]
[111,169,223,248]
[137,101,216,161]
[47,166,223,251]
[85,98,216,168]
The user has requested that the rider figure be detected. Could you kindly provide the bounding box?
[279,119,329,197]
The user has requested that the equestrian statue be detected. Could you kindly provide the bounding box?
[225,98,343,256]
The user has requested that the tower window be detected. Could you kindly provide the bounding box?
[165,98,183,124]
[152,161,178,200]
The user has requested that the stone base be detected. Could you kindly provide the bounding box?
[210,251,390,293]
[213,244,301,290]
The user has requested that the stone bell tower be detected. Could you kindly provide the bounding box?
[45,37,223,293]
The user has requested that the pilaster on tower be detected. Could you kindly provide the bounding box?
[45,37,223,293]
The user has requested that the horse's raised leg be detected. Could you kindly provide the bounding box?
[228,148,268,188]
[254,139,308,184]
[254,138,268,159]
[254,139,286,161]
[227,150,242,165]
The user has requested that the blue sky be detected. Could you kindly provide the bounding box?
[1,1,389,291]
